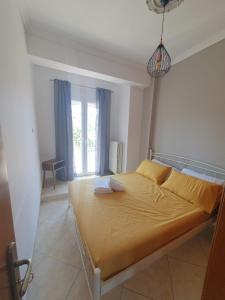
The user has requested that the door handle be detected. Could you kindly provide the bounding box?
[14,259,33,297]
[8,242,33,299]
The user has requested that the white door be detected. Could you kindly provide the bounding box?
[72,98,97,176]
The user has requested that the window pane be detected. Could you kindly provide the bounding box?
[72,101,82,174]
[87,102,97,173]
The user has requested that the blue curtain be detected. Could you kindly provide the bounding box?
[96,88,111,176]
[54,79,74,181]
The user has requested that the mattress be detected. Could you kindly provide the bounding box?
[69,173,210,280]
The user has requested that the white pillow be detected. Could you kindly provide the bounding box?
[181,168,224,185]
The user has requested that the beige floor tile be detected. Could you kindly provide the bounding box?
[66,269,91,300]
[29,255,79,300]
[32,249,45,269]
[49,237,82,269]
[102,286,123,300]
[38,198,70,225]
[169,257,206,300]
[34,220,59,254]
[123,256,173,300]
[168,236,208,267]
[121,289,150,300]
[34,201,82,268]
[41,180,69,202]
[34,214,71,254]
[67,268,123,300]
[199,227,214,258]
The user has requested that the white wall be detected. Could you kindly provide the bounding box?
[0,0,41,269]
[32,65,131,172]
[111,86,131,172]
[140,83,156,161]
[151,39,225,168]
[126,87,144,171]
[27,33,150,87]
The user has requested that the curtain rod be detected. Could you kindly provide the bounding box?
[50,79,113,93]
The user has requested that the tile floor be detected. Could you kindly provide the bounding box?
[41,176,97,202]
[27,198,214,300]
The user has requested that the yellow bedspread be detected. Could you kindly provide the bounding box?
[69,173,210,280]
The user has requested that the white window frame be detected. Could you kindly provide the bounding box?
[72,97,97,176]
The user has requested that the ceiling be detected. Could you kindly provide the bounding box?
[17,0,225,67]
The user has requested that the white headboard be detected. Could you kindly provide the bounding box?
[149,149,225,180]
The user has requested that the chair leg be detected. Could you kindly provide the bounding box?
[64,166,67,180]
[42,170,46,189]
[67,199,71,209]
[52,167,55,189]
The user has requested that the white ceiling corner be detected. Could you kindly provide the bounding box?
[173,28,225,65]
[27,23,147,73]
[17,0,225,67]
[15,0,31,31]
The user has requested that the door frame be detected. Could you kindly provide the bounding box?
[0,126,21,300]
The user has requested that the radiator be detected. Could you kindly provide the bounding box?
[109,141,123,174]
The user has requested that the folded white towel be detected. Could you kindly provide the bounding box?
[94,178,113,194]
[94,177,125,194]
[109,177,125,192]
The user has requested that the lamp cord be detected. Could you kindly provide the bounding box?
[160,5,166,44]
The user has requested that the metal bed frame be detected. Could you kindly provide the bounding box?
[70,150,225,300]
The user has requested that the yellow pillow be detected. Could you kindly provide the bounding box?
[161,169,223,214]
[136,160,171,185]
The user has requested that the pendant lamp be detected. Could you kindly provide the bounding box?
[147,0,171,78]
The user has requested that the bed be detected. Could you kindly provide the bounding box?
[69,151,225,300]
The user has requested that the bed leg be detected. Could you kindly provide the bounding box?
[93,268,101,300]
